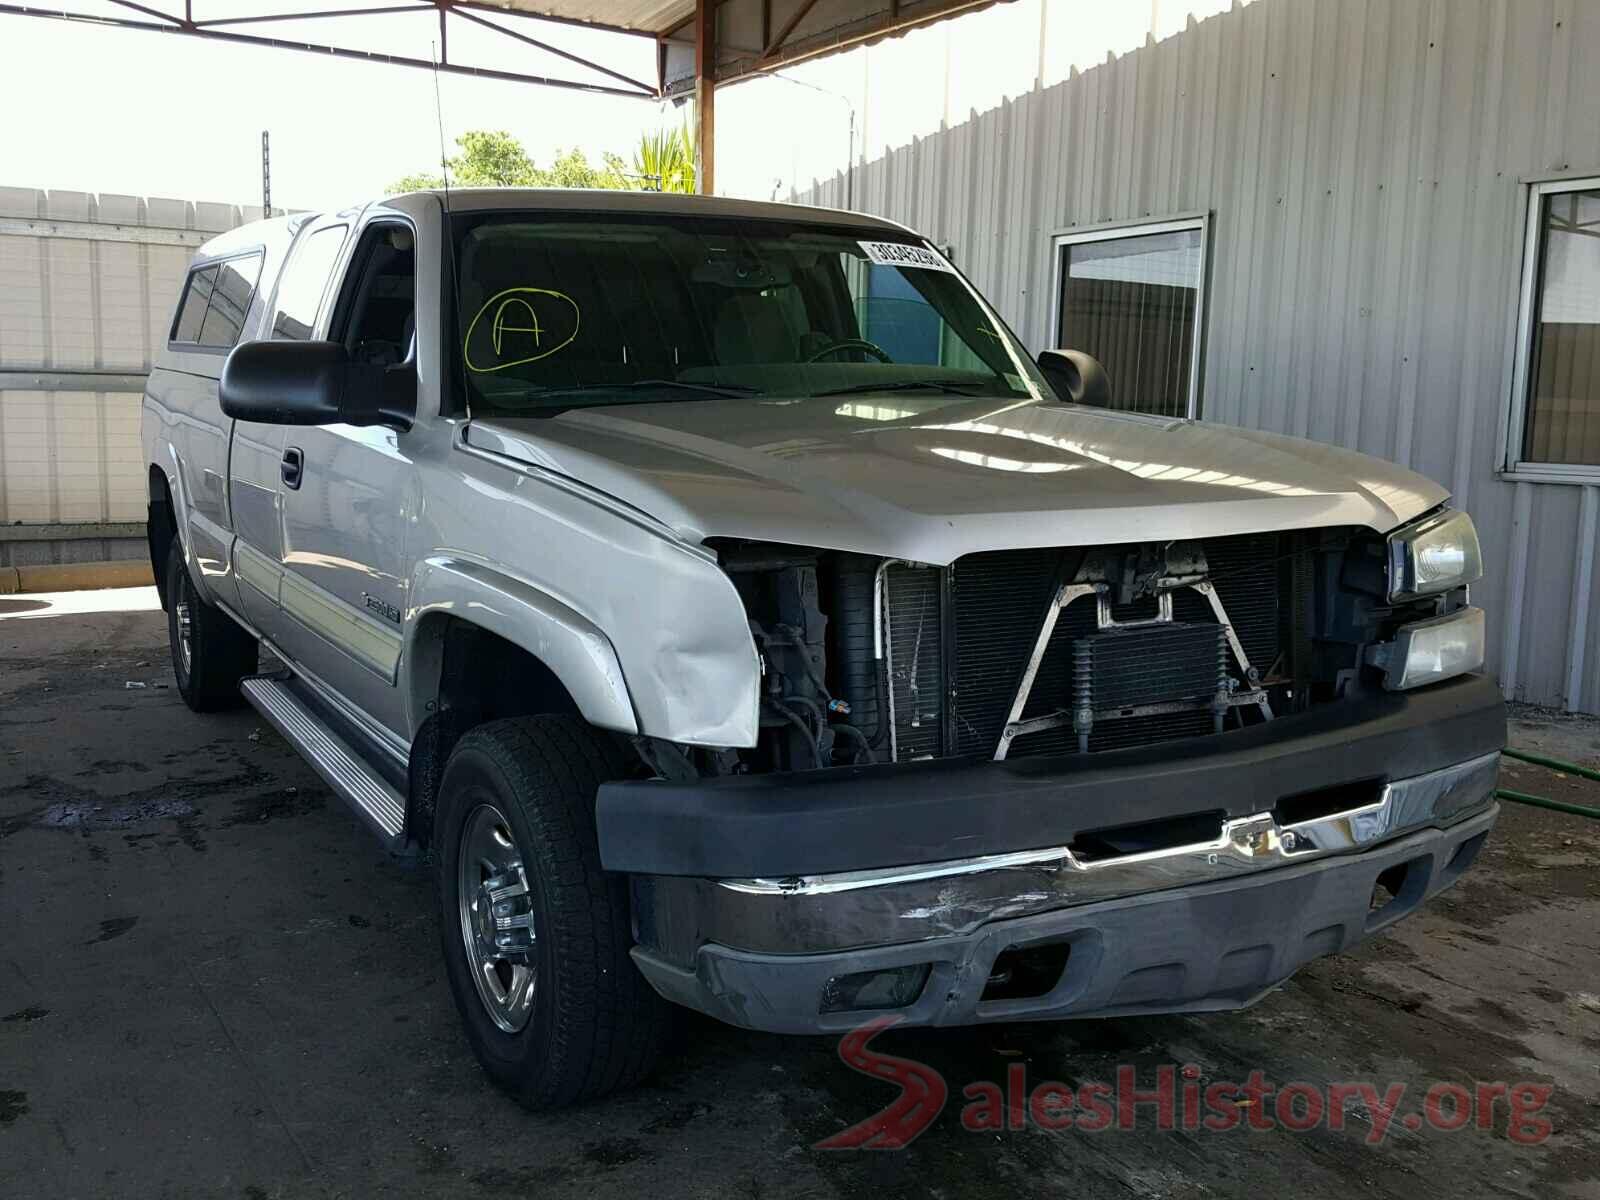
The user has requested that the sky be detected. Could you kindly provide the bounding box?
[0,4,668,212]
[0,0,1235,213]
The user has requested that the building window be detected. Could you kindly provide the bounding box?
[1050,216,1207,418]
[1508,177,1600,477]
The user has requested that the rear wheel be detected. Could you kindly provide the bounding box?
[436,715,669,1109]
[165,542,256,712]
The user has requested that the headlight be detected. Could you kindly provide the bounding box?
[1387,509,1482,602]
[1377,607,1486,690]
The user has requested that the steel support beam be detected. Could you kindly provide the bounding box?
[450,5,657,96]
[723,0,1005,84]
[0,2,663,99]
[695,0,716,194]
[192,5,422,27]
[763,0,818,57]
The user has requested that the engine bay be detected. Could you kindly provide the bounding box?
[636,523,1467,780]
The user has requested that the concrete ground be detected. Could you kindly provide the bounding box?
[2,587,1598,1200]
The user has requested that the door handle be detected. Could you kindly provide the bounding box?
[281,446,304,490]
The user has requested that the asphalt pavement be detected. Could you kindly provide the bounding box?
[2,588,1597,1199]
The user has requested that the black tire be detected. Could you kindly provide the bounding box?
[436,715,669,1109]
[165,541,257,712]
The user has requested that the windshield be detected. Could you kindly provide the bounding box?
[451,212,1045,416]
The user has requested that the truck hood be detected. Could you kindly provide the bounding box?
[466,394,1446,563]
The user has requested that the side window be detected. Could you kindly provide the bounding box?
[271,224,349,341]
[197,255,261,347]
[171,266,216,343]
[331,223,417,367]
[169,252,261,349]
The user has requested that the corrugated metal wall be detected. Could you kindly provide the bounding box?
[0,188,265,565]
[797,0,1600,713]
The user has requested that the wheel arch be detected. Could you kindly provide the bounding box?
[403,556,637,737]
[147,464,179,611]
[402,558,639,848]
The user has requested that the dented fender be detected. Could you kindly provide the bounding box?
[408,434,762,747]
[405,555,639,735]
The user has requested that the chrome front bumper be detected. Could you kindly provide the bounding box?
[633,752,1501,963]
[632,803,1498,1034]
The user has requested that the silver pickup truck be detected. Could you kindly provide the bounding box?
[142,189,1504,1109]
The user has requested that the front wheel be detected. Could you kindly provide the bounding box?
[435,715,669,1109]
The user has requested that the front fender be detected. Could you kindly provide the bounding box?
[404,555,638,736]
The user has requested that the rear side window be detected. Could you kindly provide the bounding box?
[272,225,349,340]
[172,266,216,342]
[170,252,263,349]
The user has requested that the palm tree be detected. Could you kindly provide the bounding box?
[634,122,696,193]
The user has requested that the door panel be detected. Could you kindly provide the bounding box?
[228,418,287,631]
[273,421,413,726]
[223,217,352,660]
[268,217,419,741]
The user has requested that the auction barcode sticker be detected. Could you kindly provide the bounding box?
[858,240,956,273]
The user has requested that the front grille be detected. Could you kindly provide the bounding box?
[886,532,1302,760]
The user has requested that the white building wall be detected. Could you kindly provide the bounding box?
[789,0,1600,713]
[0,188,266,563]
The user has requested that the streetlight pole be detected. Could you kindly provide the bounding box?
[744,70,857,210]
[261,130,271,215]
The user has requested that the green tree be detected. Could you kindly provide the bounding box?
[633,122,696,193]
[536,147,632,190]
[388,130,631,193]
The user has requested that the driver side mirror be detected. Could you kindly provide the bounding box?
[1037,349,1112,408]
[220,340,415,430]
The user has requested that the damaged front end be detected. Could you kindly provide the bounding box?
[642,519,1479,774]
[607,517,1504,1033]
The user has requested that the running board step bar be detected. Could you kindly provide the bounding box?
[240,676,408,850]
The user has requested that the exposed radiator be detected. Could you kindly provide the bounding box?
[1076,622,1228,711]
[874,532,1300,761]
[882,563,944,760]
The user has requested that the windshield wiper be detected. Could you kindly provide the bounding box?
[624,378,763,397]
[813,379,994,398]
[528,379,762,401]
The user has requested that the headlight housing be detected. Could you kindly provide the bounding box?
[1376,607,1486,690]
[1387,508,1482,602]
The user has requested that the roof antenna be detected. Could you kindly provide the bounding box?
[430,40,471,420]
[431,39,453,205]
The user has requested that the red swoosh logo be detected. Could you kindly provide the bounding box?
[814,1016,948,1149]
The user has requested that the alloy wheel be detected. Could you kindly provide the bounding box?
[456,801,538,1033]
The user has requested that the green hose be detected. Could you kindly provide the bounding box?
[1502,746,1600,784]
[1494,787,1600,820]
[1495,747,1600,820]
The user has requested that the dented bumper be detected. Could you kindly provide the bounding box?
[615,676,1505,1033]
[630,803,1498,1034]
